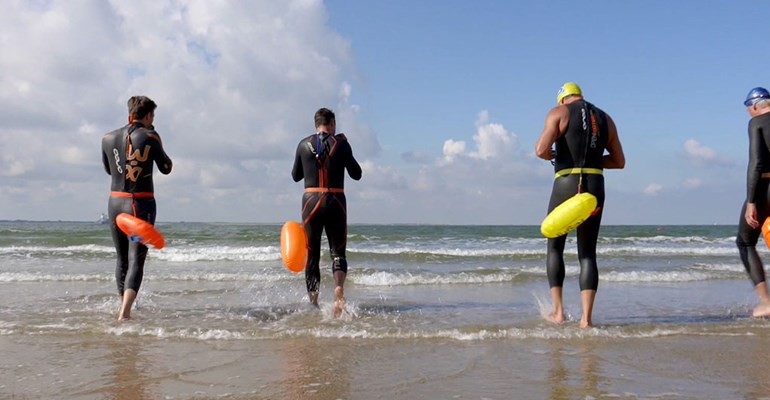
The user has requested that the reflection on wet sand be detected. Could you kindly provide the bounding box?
[548,340,604,400]
[105,339,156,399]
[280,338,351,399]
[70,336,158,400]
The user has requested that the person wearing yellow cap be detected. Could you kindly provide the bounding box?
[535,82,625,328]
[736,87,770,317]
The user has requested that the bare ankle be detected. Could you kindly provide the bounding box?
[308,291,319,306]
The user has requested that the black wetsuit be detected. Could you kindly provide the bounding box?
[737,113,770,285]
[102,122,172,296]
[292,132,362,293]
[546,100,609,291]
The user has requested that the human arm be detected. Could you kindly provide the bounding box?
[149,131,172,174]
[339,135,362,180]
[291,141,304,182]
[745,203,760,228]
[535,106,568,160]
[745,120,763,228]
[102,139,111,175]
[602,115,625,169]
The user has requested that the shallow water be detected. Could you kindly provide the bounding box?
[2,222,769,398]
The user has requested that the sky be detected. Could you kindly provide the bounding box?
[0,0,767,225]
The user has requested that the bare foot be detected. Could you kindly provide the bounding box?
[118,315,131,322]
[546,311,565,324]
[579,319,592,329]
[752,300,770,317]
[333,287,345,318]
[308,291,319,307]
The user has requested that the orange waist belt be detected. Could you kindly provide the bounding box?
[304,188,344,193]
[110,191,154,198]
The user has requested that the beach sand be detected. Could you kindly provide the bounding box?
[3,328,770,399]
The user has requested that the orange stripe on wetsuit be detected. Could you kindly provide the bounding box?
[110,191,154,198]
[304,135,343,225]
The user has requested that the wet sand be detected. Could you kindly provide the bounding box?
[3,329,770,399]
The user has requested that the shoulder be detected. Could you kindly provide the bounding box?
[102,126,124,142]
[297,134,313,146]
[546,104,569,120]
[132,126,162,143]
[750,112,770,128]
[586,101,608,116]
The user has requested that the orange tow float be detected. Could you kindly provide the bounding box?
[763,218,770,250]
[280,221,308,273]
[115,213,166,249]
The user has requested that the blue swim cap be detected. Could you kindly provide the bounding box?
[744,87,770,107]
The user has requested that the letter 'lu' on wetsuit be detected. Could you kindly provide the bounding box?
[102,122,172,296]
[547,100,609,291]
[292,132,362,293]
[737,112,770,285]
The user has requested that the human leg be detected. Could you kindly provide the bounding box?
[118,289,137,321]
[546,236,567,324]
[302,193,324,306]
[327,194,349,317]
[544,177,575,324]
[576,177,604,328]
[118,199,156,320]
[736,201,770,316]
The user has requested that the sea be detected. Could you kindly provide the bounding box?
[2,222,770,399]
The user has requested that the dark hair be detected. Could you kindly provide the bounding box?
[314,108,335,128]
[127,96,157,119]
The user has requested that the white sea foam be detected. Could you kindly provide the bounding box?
[348,246,542,257]
[105,325,249,340]
[352,271,519,286]
[275,325,729,341]
[155,245,280,262]
[152,272,287,282]
[0,240,745,260]
[598,246,737,256]
[0,271,287,283]
[0,244,114,255]
[0,272,113,282]
[603,270,724,283]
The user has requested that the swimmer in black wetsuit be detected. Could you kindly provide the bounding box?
[292,108,362,316]
[102,96,172,321]
[736,87,770,318]
[535,83,625,328]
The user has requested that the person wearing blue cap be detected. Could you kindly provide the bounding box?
[737,87,770,317]
[535,82,625,328]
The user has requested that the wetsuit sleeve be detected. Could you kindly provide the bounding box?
[147,131,172,174]
[346,144,362,181]
[101,138,111,175]
[746,119,764,203]
[335,135,361,180]
[292,141,304,182]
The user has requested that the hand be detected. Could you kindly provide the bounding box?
[745,202,760,229]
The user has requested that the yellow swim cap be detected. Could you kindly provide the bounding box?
[556,82,582,104]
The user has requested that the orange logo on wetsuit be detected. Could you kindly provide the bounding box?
[126,145,151,182]
[589,112,599,149]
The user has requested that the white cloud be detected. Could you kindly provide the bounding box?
[0,1,378,221]
[1,156,34,177]
[441,110,519,164]
[644,183,663,196]
[442,139,467,164]
[469,111,516,160]
[683,178,702,189]
[683,139,732,166]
